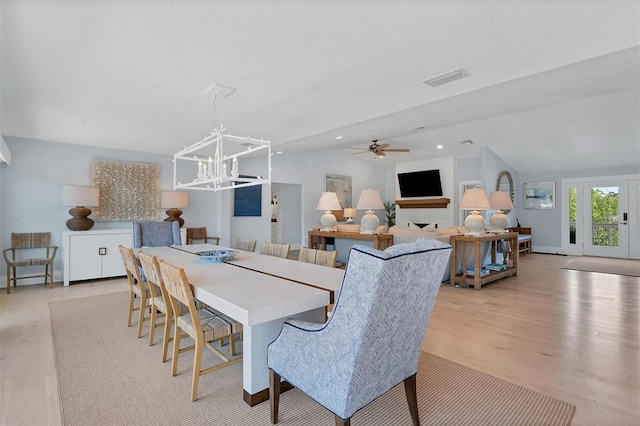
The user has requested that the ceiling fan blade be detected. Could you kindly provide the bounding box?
[376,143,390,151]
[349,151,369,155]
[345,146,368,151]
[383,148,410,152]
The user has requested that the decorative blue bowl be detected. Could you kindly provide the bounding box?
[195,250,239,264]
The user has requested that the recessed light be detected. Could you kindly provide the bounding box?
[335,136,343,140]
[276,151,283,154]
[436,145,443,149]
[75,119,87,125]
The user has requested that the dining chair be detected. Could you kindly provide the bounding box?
[297,247,337,268]
[138,251,172,354]
[3,232,57,293]
[260,242,291,259]
[267,238,452,425]
[234,238,257,252]
[186,227,220,245]
[159,260,243,401]
[118,245,151,338]
[132,221,181,248]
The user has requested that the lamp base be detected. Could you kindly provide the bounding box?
[320,211,337,231]
[464,210,486,235]
[164,208,184,227]
[66,206,95,231]
[360,210,379,234]
[490,210,509,231]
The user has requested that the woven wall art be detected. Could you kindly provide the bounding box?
[91,159,160,221]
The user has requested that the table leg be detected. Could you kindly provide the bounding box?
[474,240,482,290]
[242,307,326,406]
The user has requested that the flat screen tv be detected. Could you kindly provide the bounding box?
[397,169,443,197]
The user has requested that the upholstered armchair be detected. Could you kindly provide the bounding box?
[132,221,181,249]
[267,238,452,426]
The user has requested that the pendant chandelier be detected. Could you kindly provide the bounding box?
[173,84,271,192]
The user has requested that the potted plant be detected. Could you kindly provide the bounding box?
[383,201,396,228]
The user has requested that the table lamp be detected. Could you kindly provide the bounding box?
[489,191,514,232]
[356,189,384,234]
[343,207,357,224]
[62,185,100,231]
[317,192,341,231]
[459,188,491,236]
[161,191,189,227]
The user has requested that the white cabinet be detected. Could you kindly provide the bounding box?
[62,229,132,286]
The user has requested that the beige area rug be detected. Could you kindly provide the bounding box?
[50,292,576,425]
[562,257,640,277]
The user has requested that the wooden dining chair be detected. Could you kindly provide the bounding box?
[234,238,257,252]
[138,251,172,355]
[118,245,151,338]
[260,242,291,259]
[159,260,243,401]
[298,247,337,268]
[186,227,220,245]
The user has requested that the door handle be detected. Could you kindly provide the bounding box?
[98,247,107,255]
[621,212,628,225]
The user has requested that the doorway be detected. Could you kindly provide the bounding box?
[562,176,639,259]
[271,183,303,250]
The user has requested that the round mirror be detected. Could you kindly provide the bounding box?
[495,170,514,213]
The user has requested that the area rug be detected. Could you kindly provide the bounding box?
[562,257,640,277]
[50,292,576,425]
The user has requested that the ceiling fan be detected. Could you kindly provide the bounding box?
[347,140,410,158]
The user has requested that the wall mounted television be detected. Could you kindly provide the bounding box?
[397,169,443,197]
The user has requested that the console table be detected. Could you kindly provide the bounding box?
[308,230,394,251]
[450,232,519,290]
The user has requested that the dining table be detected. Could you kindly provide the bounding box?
[138,243,345,406]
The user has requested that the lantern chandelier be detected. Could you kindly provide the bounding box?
[173,83,271,192]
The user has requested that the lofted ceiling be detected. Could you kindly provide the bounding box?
[1,0,639,173]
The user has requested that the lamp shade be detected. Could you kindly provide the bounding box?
[458,188,491,210]
[343,207,357,218]
[316,192,341,211]
[489,191,514,211]
[62,186,99,207]
[356,189,384,211]
[161,191,189,208]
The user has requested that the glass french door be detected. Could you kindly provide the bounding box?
[583,181,629,258]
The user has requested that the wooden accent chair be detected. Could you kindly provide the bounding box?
[186,227,220,245]
[118,245,152,338]
[260,242,291,259]
[3,232,57,293]
[234,238,257,252]
[268,239,452,426]
[298,247,337,268]
[138,251,172,354]
[159,260,243,401]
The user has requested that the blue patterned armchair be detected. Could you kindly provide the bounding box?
[132,221,181,249]
[267,238,452,426]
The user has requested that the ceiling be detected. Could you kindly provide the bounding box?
[1,0,639,173]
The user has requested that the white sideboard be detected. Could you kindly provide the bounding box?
[62,229,132,286]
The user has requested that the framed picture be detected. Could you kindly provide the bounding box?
[524,181,555,209]
[234,176,262,216]
[325,173,352,222]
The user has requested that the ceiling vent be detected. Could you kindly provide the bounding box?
[423,68,469,87]
[459,139,474,146]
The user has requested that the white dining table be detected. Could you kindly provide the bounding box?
[138,244,344,406]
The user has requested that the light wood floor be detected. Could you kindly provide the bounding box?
[1,254,638,425]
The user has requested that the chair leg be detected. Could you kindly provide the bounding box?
[6,268,10,294]
[171,322,182,376]
[191,339,204,401]
[162,311,172,362]
[269,370,281,424]
[48,264,54,288]
[404,373,420,426]
[127,291,135,327]
[149,305,157,345]
[335,416,351,426]
[137,296,146,338]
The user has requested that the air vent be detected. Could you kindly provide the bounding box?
[423,68,469,87]
[459,139,474,146]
